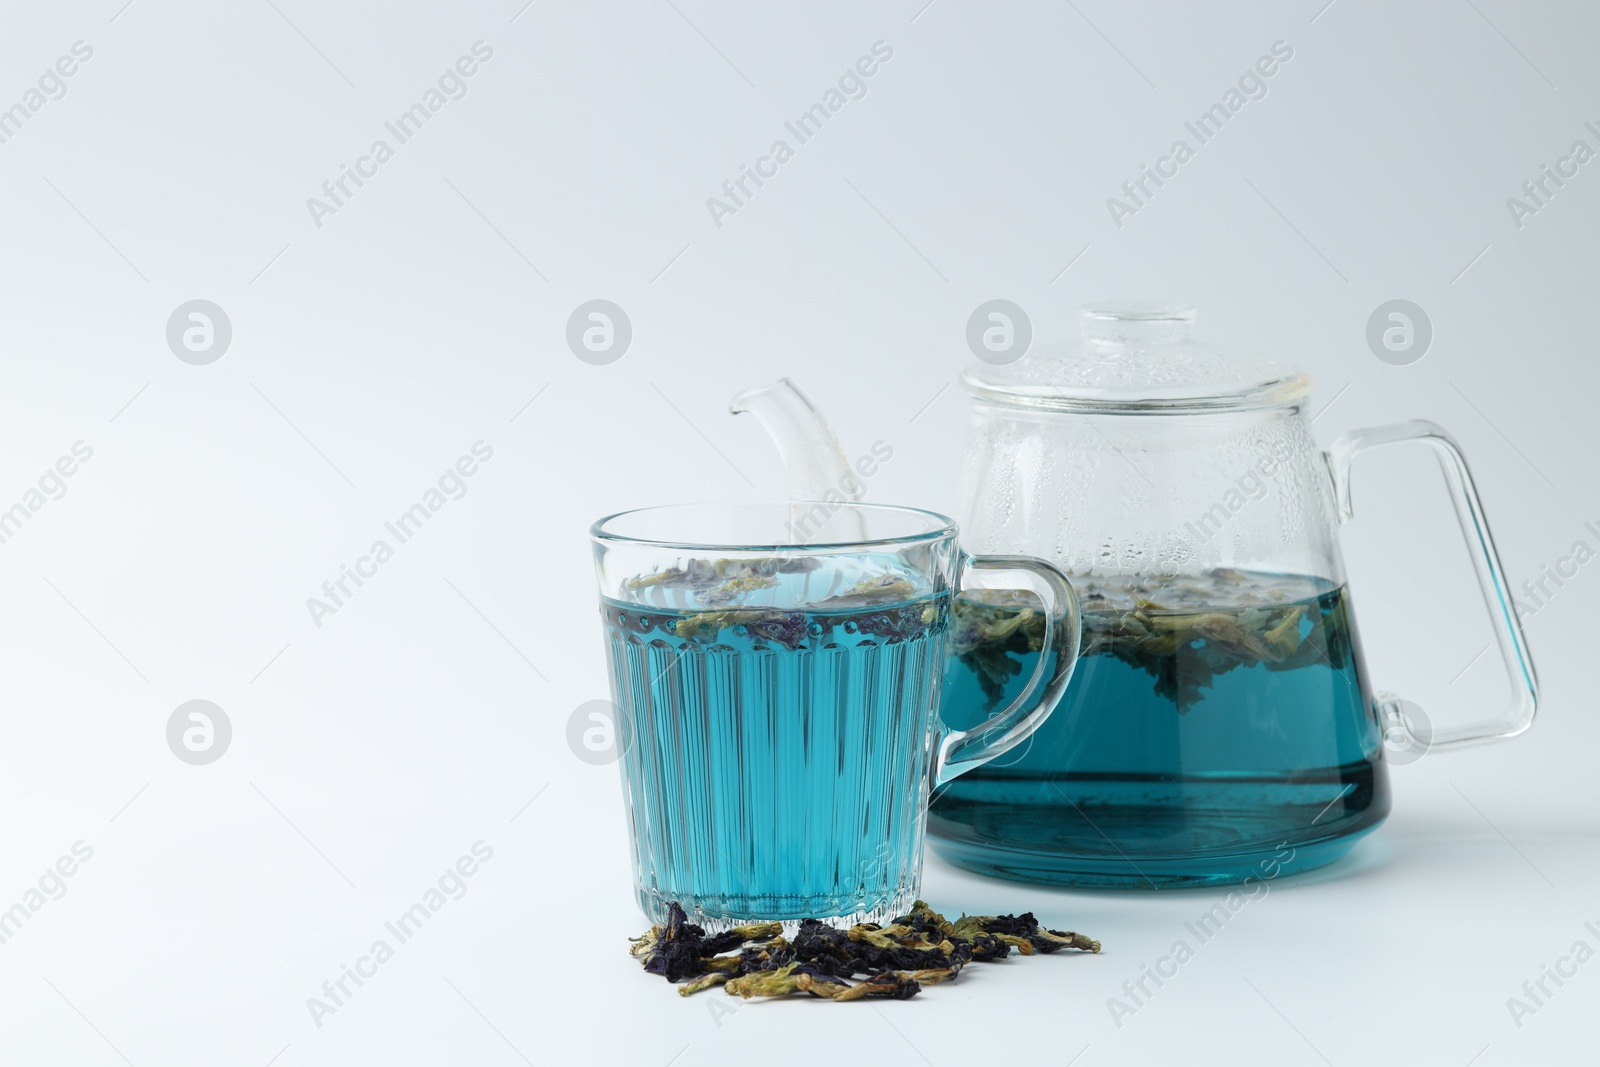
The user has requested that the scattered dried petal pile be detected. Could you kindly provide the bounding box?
[629,900,1100,1002]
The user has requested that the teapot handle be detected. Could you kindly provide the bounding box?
[933,554,1082,786]
[1325,420,1538,754]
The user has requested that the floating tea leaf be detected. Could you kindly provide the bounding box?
[947,590,1052,710]
[815,574,918,608]
[619,557,939,651]
[623,557,819,605]
[671,609,810,650]
[951,569,1354,713]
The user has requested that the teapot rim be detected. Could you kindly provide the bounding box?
[958,366,1313,415]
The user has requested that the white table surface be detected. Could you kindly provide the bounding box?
[4,756,1590,1067]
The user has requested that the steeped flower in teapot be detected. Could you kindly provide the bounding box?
[734,302,1537,887]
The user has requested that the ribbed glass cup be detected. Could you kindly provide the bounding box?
[592,502,1079,930]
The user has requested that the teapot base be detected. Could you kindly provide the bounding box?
[931,827,1380,889]
[927,764,1390,889]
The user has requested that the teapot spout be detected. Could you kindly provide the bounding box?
[730,379,863,541]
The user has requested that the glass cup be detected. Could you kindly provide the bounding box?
[591,502,1081,929]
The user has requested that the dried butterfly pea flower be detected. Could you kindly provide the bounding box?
[898,966,961,986]
[966,933,1010,962]
[632,899,1099,1004]
[728,963,920,1002]
[826,969,921,1001]
[951,911,1103,956]
[678,972,731,997]
[702,922,785,953]
[952,911,1038,938]
[727,963,844,1000]
[1031,927,1103,954]
[630,903,783,982]
[894,901,956,938]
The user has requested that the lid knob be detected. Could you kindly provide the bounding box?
[1080,302,1196,349]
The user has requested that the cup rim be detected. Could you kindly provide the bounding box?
[590,501,957,552]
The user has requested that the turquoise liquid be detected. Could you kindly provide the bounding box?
[604,592,948,927]
[928,573,1390,887]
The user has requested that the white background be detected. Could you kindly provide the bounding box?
[0,0,1595,1063]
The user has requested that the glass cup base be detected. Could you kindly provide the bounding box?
[635,884,923,934]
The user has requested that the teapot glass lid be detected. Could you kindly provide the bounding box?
[960,302,1310,414]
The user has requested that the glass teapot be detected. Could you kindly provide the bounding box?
[733,302,1537,888]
